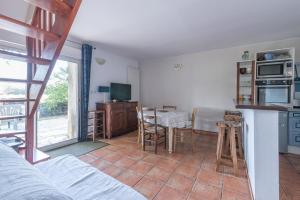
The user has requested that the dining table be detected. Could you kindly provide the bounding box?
[138,109,190,153]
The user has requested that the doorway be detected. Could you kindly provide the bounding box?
[37,58,80,149]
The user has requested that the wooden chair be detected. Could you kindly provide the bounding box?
[140,106,167,154]
[173,108,199,152]
[216,111,244,176]
[223,111,244,158]
[163,105,177,111]
[136,106,142,144]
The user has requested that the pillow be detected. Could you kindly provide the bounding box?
[0,142,73,200]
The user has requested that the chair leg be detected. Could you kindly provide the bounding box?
[237,128,243,158]
[164,129,167,149]
[143,133,146,151]
[216,127,225,172]
[191,131,194,153]
[230,127,239,176]
[173,129,176,153]
[137,123,140,144]
[224,129,231,156]
[154,136,158,154]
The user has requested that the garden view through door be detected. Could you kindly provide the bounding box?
[37,59,79,148]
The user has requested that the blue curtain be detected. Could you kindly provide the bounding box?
[79,44,93,141]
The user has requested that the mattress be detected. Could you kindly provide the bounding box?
[35,155,146,200]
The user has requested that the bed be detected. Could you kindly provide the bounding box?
[0,142,146,200]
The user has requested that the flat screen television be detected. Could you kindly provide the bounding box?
[110,83,131,101]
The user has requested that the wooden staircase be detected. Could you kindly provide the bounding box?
[0,0,82,163]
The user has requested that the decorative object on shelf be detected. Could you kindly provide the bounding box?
[264,53,274,61]
[95,57,106,65]
[246,67,252,74]
[174,64,183,71]
[239,68,247,74]
[256,48,294,62]
[98,86,110,103]
[242,51,250,60]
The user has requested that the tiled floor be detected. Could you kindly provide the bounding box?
[79,131,252,200]
[280,153,300,200]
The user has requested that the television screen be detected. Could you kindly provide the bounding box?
[110,83,131,101]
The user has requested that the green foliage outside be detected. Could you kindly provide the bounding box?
[42,66,68,116]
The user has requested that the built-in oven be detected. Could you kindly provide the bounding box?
[256,79,292,105]
[256,60,293,79]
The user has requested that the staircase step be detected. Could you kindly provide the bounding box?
[0,115,26,120]
[0,131,26,138]
[0,99,35,103]
[0,49,51,65]
[0,14,60,42]
[0,78,43,84]
[24,0,72,16]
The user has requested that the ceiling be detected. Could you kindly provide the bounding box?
[1,0,300,61]
[70,0,300,60]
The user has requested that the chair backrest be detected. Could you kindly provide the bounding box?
[140,105,158,134]
[224,110,242,122]
[163,105,176,111]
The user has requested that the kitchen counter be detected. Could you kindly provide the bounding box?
[236,102,281,200]
[235,101,289,111]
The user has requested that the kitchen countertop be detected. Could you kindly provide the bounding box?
[235,101,289,111]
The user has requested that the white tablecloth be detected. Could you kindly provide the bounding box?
[139,110,190,128]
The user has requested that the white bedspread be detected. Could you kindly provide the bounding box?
[36,155,146,200]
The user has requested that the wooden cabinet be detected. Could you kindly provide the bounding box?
[96,102,138,138]
[236,60,255,104]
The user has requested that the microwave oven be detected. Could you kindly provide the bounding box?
[256,60,293,79]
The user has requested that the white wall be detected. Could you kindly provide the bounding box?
[88,47,139,110]
[140,37,300,113]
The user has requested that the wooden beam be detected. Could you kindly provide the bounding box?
[0,115,26,120]
[24,0,72,16]
[0,131,26,138]
[0,49,51,65]
[0,99,35,103]
[0,14,60,42]
[0,78,43,84]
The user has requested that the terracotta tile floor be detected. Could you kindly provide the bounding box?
[79,131,252,200]
[280,153,300,200]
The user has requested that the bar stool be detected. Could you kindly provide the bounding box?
[216,119,243,176]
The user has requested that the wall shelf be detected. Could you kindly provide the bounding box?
[236,60,255,104]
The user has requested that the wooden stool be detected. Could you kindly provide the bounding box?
[216,121,243,176]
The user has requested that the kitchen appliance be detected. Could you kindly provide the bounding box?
[256,79,292,105]
[293,63,300,107]
[288,111,300,147]
[279,111,288,153]
[256,60,293,79]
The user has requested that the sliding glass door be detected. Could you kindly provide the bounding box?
[37,58,80,149]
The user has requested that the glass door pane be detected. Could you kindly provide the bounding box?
[37,59,79,148]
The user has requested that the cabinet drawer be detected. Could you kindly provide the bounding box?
[289,118,300,132]
[109,103,124,110]
[289,132,300,146]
